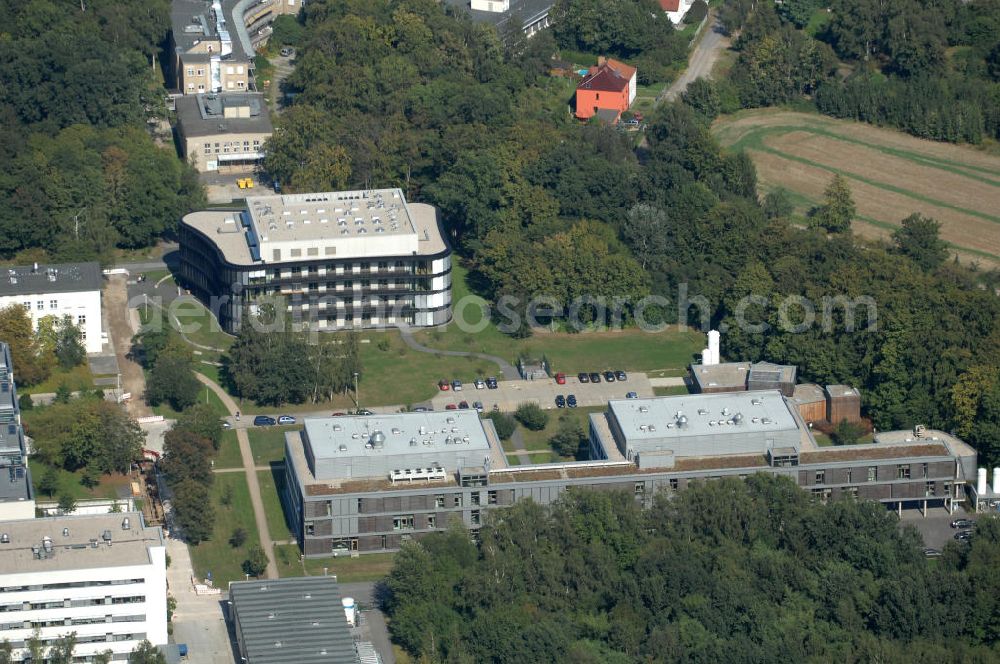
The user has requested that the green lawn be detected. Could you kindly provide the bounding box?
[166,297,234,351]
[247,427,295,465]
[273,545,397,583]
[257,466,293,540]
[21,364,95,396]
[518,407,603,458]
[188,473,260,587]
[412,264,703,377]
[150,381,229,420]
[214,430,242,469]
[805,8,832,36]
[654,385,691,396]
[28,459,131,502]
[506,455,522,466]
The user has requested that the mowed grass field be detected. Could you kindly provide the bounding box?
[712,110,1000,266]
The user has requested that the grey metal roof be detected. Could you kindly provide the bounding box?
[0,262,102,297]
[229,577,357,664]
[172,0,252,61]
[175,93,273,138]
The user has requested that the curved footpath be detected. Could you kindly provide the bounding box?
[195,372,279,580]
[399,327,520,380]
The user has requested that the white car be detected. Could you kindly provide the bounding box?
[474,378,486,389]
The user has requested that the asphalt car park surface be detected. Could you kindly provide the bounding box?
[430,372,655,412]
[900,507,980,550]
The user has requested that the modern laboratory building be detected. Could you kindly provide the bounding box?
[284,391,978,557]
[178,188,452,333]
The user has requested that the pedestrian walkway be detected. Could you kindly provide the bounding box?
[195,372,279,579]
[399,327,519,380]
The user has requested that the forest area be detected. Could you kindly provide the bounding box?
[0,0,204,264]
[385,478,1000,662]
[268,0,1000,464]
[709,0,1000,143]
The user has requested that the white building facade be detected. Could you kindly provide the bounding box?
[0,263,104,354]
[0,513,167,662]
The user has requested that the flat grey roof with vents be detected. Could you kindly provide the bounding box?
[0,513,162,575]
[181,189,447,266]
[301,412,493,480]
[229,577,357,664]
[0,262,101,297]
[608,391,803,458]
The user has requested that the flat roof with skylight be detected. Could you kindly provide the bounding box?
[607,391,804,460]
[181,188,447,266]
[300,411,495,481]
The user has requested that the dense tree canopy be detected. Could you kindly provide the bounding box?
[0,0,203,261]
[386,479,1000,662]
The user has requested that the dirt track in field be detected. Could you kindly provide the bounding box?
[712,110,1000,266]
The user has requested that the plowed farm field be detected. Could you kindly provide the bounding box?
[713,110,1000,266]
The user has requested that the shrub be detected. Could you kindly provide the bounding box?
[484,411,516,440]
[515,403,549,431]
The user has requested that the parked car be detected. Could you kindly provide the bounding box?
[452,379,463,391]
[438,379,450,391]
[473,401,484,412]
[555,373,566,385]
[445,403,458,410]
[357,409,374,416]
[331,412,346,417]
[951,518,974,529]
[555,395,566,408]
[954,530,974,541]
[589,372,601,383]
[474,378,486,389]
[603,370,616,383]
[412,406,431,412]
[922,548,942,558]
[253,415,276,426]
[458,401,470,410]
[222,421,232,430]
[486,377,499,389]
[280,46,294,57]
[626,392,638,399]
[277,415,296,425]
[578,372,590,383]
[567,394,578,408]
[615,370,627,381]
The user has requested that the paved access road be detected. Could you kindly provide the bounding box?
[431,373,655,412]
[165,538,235,664]
[659,17,731,105]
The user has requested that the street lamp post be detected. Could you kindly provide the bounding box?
[353,372,360,411]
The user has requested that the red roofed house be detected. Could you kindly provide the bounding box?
[574,57,637,122]
[659,0,695,25]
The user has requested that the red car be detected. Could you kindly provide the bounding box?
[555,372,566,385]
[438,379,450,391]
[332,412,346,417]
[445,403,458,410]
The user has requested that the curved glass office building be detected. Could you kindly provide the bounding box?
[178,188,452,333]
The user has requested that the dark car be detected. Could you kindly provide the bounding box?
[555,395,566,408]
[615,370,627,381]
[603,371,616,383]
[578,372,590,383]
[589,372,601,383]
[567,394,578,408]
[458,401,470,410]
[452,379,463,392]
[922,548,942,558]
[951,518,974,529]
[473,401,484,412]
[954,530,974,541]
[626,391,638,399]
[486,376,499,389]
[253,415,276,426]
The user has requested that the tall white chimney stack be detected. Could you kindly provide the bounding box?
[708,330,720,365]
[977,467,988,495]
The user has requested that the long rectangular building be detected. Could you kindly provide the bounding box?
[179,189,453,333]
[0,513,167,662]
[0,342,33,521]
[284,391,977,557]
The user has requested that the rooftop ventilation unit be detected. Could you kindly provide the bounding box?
[0,533,8,544]
[62,528,69,537]
[338,444,348,452]
[121,518,130,530]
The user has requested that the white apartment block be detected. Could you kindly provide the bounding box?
[0,263,104,354]
[0,513,167,662]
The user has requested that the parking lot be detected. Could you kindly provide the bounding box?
[429,372,655,412]
[900,507,978,550]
